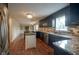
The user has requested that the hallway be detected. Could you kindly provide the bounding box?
[10,34,54,55]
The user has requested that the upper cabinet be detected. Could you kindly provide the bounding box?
[39,15,53,27]
[65,6,70,26]
[65,4,79,26]
[70,4,79,25]
[39,3,79,27]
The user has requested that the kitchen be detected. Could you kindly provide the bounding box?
[36,3,79,55]
[0,3,79,55]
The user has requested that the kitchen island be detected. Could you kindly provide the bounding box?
[24,32,36,50]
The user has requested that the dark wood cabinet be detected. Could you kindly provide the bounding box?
[65,4,79,26]
[43,33,73,55]
[65,6,70,26]
[70,4,79,25]
[39,4,79,27]
[39,15,53,27]
[36,32,44,41]
[36,32,49,44]
[48,34,70,48]
[36,32,40,38]
[39,20,44,27]
[43,33,49,44]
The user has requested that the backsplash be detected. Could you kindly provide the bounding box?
[69,26,79,36]
[38,26,79,36]
[38,27,55,33]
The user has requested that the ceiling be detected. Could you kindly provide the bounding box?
[8,3,69,25]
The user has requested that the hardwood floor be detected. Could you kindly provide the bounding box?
[10,34,54,55]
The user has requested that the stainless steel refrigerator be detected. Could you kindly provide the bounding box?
[0,4,9,55]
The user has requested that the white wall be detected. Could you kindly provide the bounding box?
[12,21,21,41]
[9,18,24,42]
[9,17,13,42]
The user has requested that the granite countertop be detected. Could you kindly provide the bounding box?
[47,32,79,54]
[38,31,79,54]
[48,32,79,39]
[24,32,36,35]
[53,39,79,55]
[39,31,79,39]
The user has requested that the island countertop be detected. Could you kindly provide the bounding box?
[53,39,79,55]
[24,31,36,35]
[24,31,36,49]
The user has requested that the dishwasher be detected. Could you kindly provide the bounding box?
[44,33,49,44]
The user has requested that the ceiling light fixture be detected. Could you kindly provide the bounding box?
[26,13,33,19]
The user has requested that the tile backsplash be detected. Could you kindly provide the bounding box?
[38,26,79,36]
[38,27,55,33]
[69,26,79,36]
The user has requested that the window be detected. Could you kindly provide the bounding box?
[35,24,39,31]
[56,15,67,31]
[34,24,39,31]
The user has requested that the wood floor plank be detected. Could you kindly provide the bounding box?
[10,34,54,55]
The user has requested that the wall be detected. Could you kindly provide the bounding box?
[12,21,21,41]
[9,18,23,42]
[9,17,13,43]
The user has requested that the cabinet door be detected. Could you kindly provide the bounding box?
[48,34,54,48]
[39,15,53,27]
[65,6,70,26]
[48,34,70,48]
[65,4,79,26]
[43,33,49,44]
[39,20,43,27]
[36,32,40,38]
[70,4,79,25]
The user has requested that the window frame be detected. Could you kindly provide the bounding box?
[55,15,68,32]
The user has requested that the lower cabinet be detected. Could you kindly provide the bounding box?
[43,33,49,44]
[36,32,49,44]
[36,32,40,38]
[48,34,70,48]
[36,32,72,55]
[36,32,44,41]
